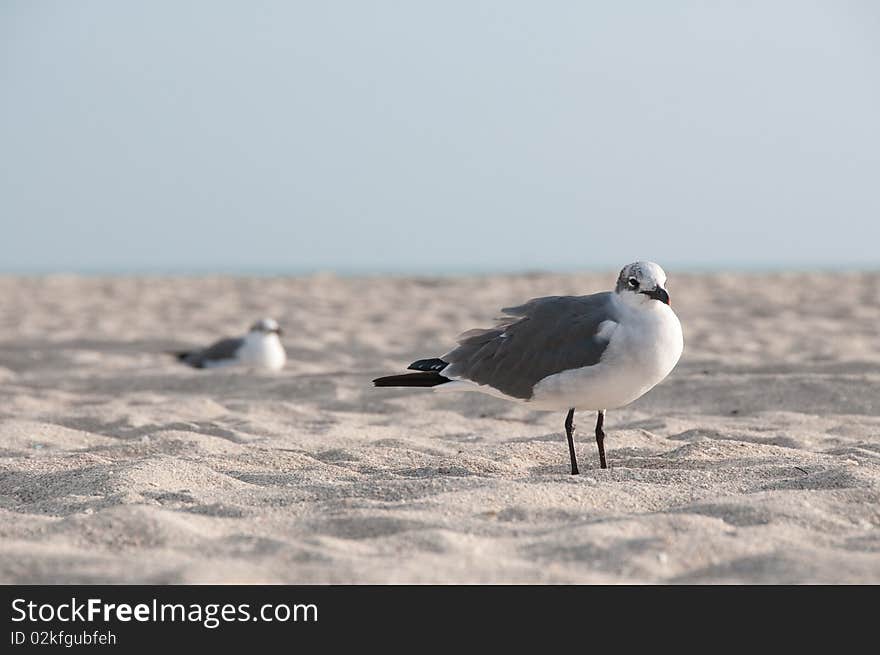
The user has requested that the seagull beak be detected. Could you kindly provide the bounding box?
[274,328,283,336]
[641,286,670,305]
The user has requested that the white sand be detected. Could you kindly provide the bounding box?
[0,272,878,583]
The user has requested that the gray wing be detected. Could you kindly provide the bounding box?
[181,337,244,368]
[441,292,618,399]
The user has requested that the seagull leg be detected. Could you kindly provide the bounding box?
[565,408,579,475]
[595,410,607,469]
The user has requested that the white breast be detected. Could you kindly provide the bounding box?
[529,300,683,411]
[237,333,287,371]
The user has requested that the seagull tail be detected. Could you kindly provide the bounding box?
[372,372,451,388]
[168,350,206,368]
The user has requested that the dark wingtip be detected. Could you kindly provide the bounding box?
[168,351,204,368]
[376,358,450,387]
[373,372,451,387]
[407,358,449,372]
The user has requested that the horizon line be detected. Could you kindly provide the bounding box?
[0,261,877,278]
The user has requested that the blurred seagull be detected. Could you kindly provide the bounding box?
[373,262,683,474]
[173,318,287,371]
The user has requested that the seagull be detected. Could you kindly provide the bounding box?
[172,318,287,371]
[373,262,683,474]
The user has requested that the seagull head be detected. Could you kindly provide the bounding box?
[615,261,671,307]
[249,318,283,336]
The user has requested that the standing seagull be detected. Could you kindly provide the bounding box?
[373,262,683,474]
[173,318,287,371]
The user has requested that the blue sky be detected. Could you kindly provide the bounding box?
[2,1,879,273]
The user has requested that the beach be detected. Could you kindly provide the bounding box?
[0,271,878,583]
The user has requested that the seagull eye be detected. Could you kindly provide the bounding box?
[627,277,639,289]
